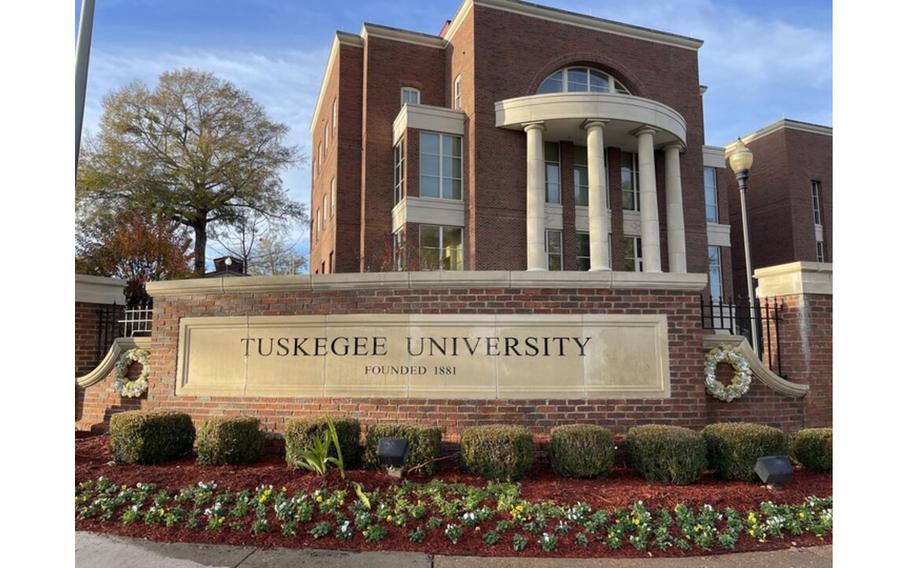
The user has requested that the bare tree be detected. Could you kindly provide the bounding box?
[213,211,308,275]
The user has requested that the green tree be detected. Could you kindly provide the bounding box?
[77,68,305,275]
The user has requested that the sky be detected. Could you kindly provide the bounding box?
[76,0,832,263]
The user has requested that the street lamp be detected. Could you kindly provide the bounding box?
[727,138,759,350]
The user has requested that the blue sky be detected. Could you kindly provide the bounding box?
[77,0,832,262]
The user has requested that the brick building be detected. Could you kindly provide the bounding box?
[308,0,735,302]
[721,119,832,302]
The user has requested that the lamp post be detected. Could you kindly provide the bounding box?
[76,0,96,173]
[727,138,759,350]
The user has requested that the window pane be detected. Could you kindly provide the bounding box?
[443,156,459,178]
[420,132,439,155]
[548,255,562,271]
[442,178,462,200]
[443,135,461,158]
[614,81,630,95]
[576,233,590,257]
[704,167,718,223]
[420,225,439,249]
[544,142,559,163]
[589,70,609,92]
[420,154,439,177]
[546,165,560,203]
[573,145,587,165]
[546,230,562,254]
[567,68,587,91]
[574,168,588,206]
[420,175,438,198]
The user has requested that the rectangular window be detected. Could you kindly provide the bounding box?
[623,236,643,272]
[573,146,588,206]
[392,229,405,272]
[704,167,718,223]
[322,196,327,229]
[331,178,336,218]
[816,241,825,262]
[707,245,723,300]
[419,132,462,200]
[453,76,462,110]
[329,251,334,273]
[545,142,560,204]
[393,141,405,203]
[576,231,591,271]
[811,180,822,225]
[401,87,420,107]
[332,99,337,137]
[314,208,320,238]
[545,229,563,271]
[419,224,463,271]
[621,152,640,211]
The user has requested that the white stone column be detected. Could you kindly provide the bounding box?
[663,143,687,273]
[635,126,661,272]
[584,120,611,270]
[524,122,547,271]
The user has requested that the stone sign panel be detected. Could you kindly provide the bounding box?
[175,314,671,399]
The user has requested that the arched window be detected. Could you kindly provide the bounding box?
[536,66,631,95]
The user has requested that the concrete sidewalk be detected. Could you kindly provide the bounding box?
[75,531,832,568]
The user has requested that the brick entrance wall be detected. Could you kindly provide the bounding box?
[75,275,818,436]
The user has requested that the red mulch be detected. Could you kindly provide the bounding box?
[75,435,832,558]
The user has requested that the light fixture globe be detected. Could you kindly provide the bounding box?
[727,138,754,174]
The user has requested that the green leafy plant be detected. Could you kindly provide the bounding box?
[362,424,443,474]
[196,416,263,466]
[285,416,360,470]
[292,416,346,478]
[625,425,707,485]
[109,410,195,464]
[789,428,832,473]
[549,424,614,478]
[461,424,534,481]
[702,423,788,481]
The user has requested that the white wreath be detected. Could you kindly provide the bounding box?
[704,344,753,402]
[114,348,150,398]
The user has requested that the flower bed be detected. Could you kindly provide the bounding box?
[75,435,832,558]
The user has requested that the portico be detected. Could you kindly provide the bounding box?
[495,92,689,273]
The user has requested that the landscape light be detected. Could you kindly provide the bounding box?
[377,437,409,478]
[754,455,793,489]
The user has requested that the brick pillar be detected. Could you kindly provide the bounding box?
[755,262,832,427]
[75,274,126,376]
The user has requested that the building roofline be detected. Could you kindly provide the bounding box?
[309,32,364,135]
[450,0,703,50]
[726,118,833,150]
[361,22,447,49]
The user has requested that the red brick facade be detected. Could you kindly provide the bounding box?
[722,122,833,301]
[75,283,822,436]
[308,2,715,277]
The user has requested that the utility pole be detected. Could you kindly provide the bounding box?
[75,0,96,173]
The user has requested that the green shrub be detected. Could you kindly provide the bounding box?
[625,425,706,485]
[109,410,196,464]
[285,416,360,470]
[196,416,262,465]
[362,424,443,475]
[549,424,614,478]
[461,424,534,481]
[790,428,832,473]
[702,422,789,481]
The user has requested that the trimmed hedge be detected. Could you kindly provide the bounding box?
[549,424,614,478]
[196,416,263,465]
[703,422,789,481]
[625,425,707,485]
[285,416,361,470]
[362,424,443,475]
[109,410,196,465]
[461,424,534,481]
[790,428,832,473]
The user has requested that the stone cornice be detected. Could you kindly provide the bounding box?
[755,261,833,298]
[147,271,708,297]
[75,274,126,305]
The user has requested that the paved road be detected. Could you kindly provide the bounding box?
[75,531,832,568]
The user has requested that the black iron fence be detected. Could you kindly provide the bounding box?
[700,297,785,377]
[95,300,153,361]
